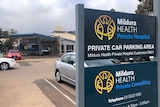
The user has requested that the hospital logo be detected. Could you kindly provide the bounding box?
[94,70,114,94]
[94,15,116,41]
[24,45,28,50]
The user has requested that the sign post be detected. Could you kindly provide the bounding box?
[76,3,158,107]
[76,4,85,107]
[154,0,160,107]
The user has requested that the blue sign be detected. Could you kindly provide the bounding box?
[85,61,157,107]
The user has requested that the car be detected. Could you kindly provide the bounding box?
[54,52,121,86]
[0,58,16,70]
[40,49,49,56]
[7,50,22,60]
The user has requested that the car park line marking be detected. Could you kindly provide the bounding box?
[44,79,76,105]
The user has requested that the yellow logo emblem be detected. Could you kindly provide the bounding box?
[94,15,116,40]
[24,45,28,50]
[95,71,114,94]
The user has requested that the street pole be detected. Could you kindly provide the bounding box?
[154,0,160,107]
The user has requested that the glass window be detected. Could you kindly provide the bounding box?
[61,45,64,53]
[68,55,76,65]
[61,54,70,63]
[9,50,20,53]
[66,45,74,52]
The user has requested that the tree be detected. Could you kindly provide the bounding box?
[110,8,116,12]
[1,31,9,38]
[0,28,18,52]
[135,0,153,15]
[7,29,18,34]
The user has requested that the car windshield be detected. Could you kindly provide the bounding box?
[9,50,19,53]
[85,59,120,67]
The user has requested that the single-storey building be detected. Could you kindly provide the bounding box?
[51,26,76,55]
[9,26,76,56]
[10,33,57,55]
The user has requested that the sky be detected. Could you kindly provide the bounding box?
[0,0,140,35]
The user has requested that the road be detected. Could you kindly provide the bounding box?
[0,56,76,107]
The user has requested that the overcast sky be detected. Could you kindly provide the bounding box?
[0,0,139,35]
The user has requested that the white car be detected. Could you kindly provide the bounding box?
[0,58,16,70]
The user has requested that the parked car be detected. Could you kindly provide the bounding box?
[0,58,16,70]
[7,50,22,60]
[39,49,49,56]
[54,52,121,86]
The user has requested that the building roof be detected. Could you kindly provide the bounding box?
[51,26,76,41]
[51,32,75,41]
[53,26,65,31]
[10,33,57,41]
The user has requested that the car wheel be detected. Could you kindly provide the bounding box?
[0,62,9,70]
[55,70,62,82]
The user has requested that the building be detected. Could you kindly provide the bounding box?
[10,33,57,55]
[9,26,76,56]
[51,26,76,55]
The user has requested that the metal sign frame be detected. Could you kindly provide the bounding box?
[76,4,85,107]
[76,2,160,107]
[154,0,160,107]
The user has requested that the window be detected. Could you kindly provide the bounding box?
[61,45,64,53]
[66,45,74,52]
[61,54,70,63]
[68,55,76,65]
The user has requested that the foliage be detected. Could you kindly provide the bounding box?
[135,0,153,15]
[0,28,18,52]
[1,31,9,38]
[110,8,116,12]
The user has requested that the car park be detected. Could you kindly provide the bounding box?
[54,52,121,86]
[0,57,16,70]
[7,50,22,60]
